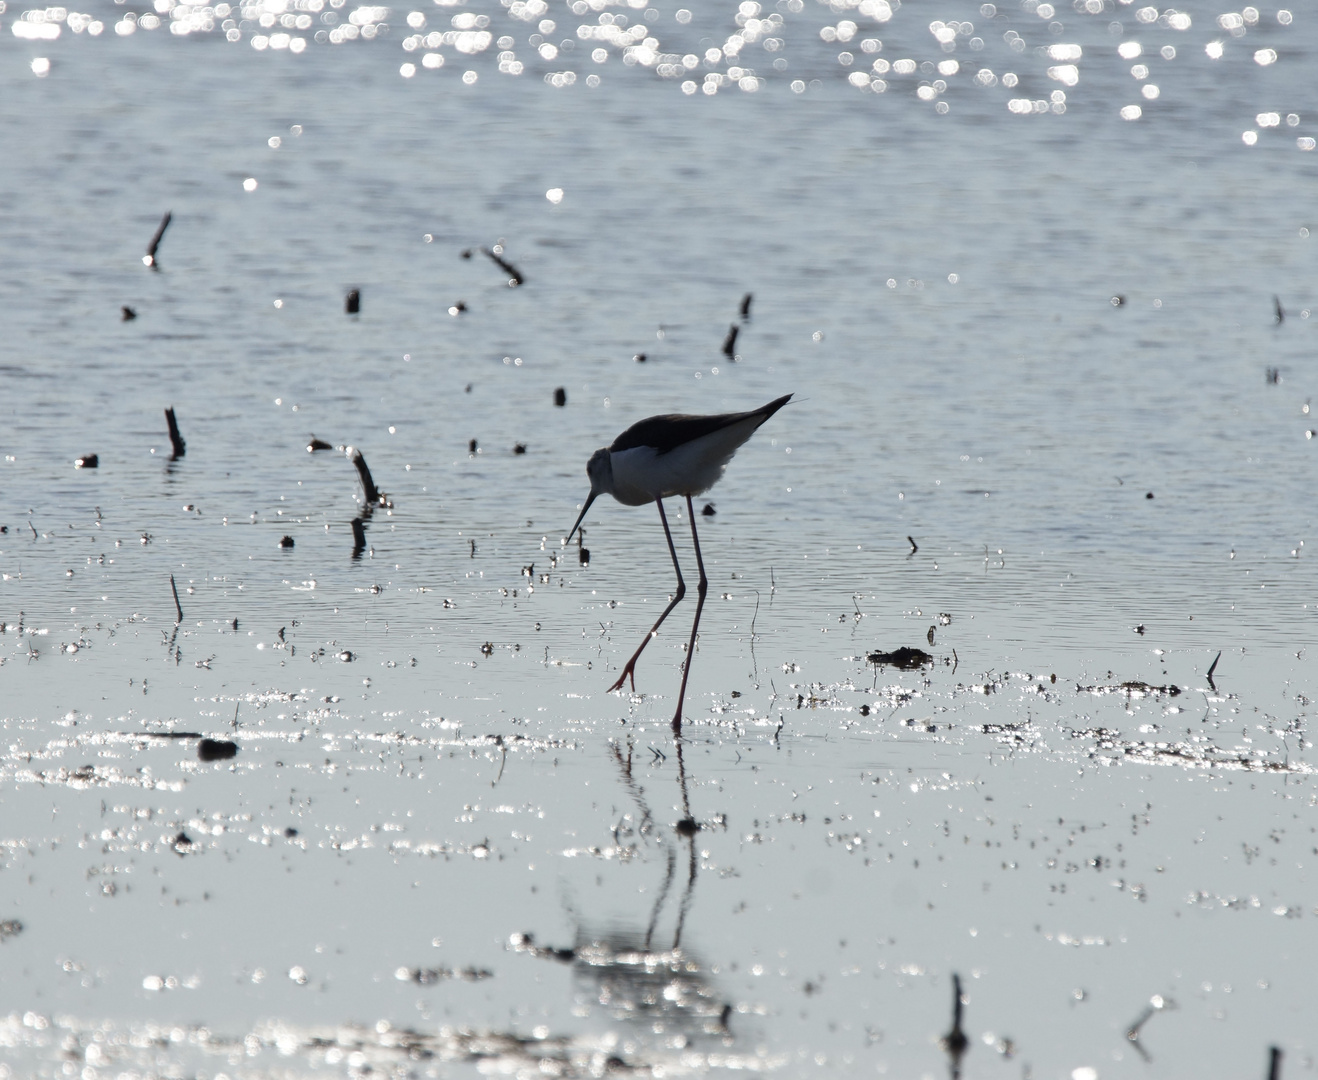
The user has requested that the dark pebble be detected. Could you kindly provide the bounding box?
[198,738,238,762]
[279,535,295,548]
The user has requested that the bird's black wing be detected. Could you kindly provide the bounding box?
[610,394,791,456]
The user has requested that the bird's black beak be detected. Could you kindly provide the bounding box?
[565,491,597,545]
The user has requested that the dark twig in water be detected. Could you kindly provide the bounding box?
[307,436,333,452]
[721,324,739,358]
[739,292,753,318]
[941,973,969,1080]
[464,245,524,286]
[1274,295,1285,326]
[348,447,382,505]
[908,535,918,554]
[345,288,360,315]
[121,306,136,321]
[75,454,98,469]
[351,517,367,559]
[1268,1046,1283,1080]
[1207,650,1222,691]
[169,574,183,625]
[144,210,171,270]
[165,407,186,459]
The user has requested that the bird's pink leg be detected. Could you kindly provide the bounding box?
[609,498,686,693]
[671,495,709,732]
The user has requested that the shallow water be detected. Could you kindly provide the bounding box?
[2,1,1318,1077]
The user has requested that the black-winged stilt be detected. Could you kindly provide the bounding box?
[565,393,792,730]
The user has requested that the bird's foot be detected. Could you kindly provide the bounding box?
[607,667,637,694]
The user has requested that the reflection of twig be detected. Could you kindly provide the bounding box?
[1125,995,1173,1063]
[492,734,507,787]
[940,973,969,1080]
[748,589,761,685]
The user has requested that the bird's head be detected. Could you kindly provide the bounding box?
[565,448,612,544]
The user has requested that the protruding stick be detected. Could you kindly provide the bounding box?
[345,288,360,315]
[348,447,379,504]
[169,574,183,625]
[1207,650,1222,691]
[1269,1046,1282,1080]
[165,407,186,459]
[739,292,753,318]
[144,211,171,269]
[721,324,739,357]
[351,517,366,559]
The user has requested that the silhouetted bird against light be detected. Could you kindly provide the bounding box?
[565,394,791,730]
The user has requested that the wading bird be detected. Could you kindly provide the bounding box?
[565,393,791,730]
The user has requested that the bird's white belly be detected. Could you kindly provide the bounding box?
[608,419,760,505]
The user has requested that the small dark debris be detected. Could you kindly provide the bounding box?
[721,323,739,358]
[231,618,239,631]
[307,437,333,452]
[740,292,753,318]
[1122,681,1180,696]
[198,738,239,762]
[1266,367,1281,385]
[345,288,360,315]
[1145,492,1154,500]
[579,546,590,567]
[279,535,294,549]
[554,387,567,407]
[0,919,23,942]
[867,646,934,670]
[468,438,478,453]
[634,353,647,362]
[284,827,298,838]
[121,306,137,321]
[480,642,494,657]
[75,455,99,469]
[173,831,193,849]
[859,704,871,716]
[402,966,493,985]
[1135,624,1146,635]
[449,300,467,315]
[702,503,716,517]
[514,443,527,455]
[675,817,699,837]
[1274,296,1285,325]
[510,933,576,963]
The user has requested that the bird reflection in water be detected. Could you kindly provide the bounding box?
[513,738,738,1058]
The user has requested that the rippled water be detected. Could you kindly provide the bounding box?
[2,2,1318,1077]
